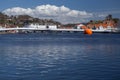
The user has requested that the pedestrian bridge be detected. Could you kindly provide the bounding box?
[0,27,84,32]
[0,27,119,33]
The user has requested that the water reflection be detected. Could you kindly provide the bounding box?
[0,33,120,80]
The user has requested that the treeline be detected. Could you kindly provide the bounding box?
[88,15,119,24]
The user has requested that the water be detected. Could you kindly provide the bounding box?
[0,33,120,80]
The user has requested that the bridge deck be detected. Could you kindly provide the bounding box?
[0,28,84,32]
[0,27,119,33]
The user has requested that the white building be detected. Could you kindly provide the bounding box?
[76,24,85,29]
[24,24,58,30]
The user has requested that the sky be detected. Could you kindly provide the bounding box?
[0,0,120,24]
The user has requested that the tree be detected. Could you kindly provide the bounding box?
[106,14,112,20]
[113,18,119,23]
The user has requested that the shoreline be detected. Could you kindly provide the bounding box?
[0,30,120,35]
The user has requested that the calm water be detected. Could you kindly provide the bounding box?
[0,33,120,80]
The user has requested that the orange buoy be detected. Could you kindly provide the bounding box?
[84,29,92,35]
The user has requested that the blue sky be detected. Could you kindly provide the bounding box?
[1,0,120,23]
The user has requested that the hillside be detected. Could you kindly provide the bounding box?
[0,12,61,28]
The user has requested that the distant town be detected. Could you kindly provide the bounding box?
[0,12,120,34]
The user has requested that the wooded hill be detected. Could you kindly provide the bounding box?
[0,12,61,27]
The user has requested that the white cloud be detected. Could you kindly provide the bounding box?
[93,10,120,18]
[2,4,93,24]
